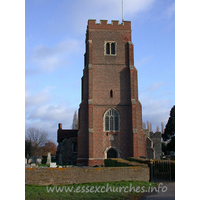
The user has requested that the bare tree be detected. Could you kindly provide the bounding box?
[25,139,32,158]
[72,110,78,130]
[25,127,48,156]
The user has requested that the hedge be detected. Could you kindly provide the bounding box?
[104,158,145,167]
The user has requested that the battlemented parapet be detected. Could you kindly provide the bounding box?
[88,19,131,30]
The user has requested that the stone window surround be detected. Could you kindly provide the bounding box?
[103,108,120,132]
[104,41,117,56]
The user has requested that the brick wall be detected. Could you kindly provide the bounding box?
[25,165,149,186]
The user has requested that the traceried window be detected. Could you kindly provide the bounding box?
[104,109,120,132]
[105,42,116,55]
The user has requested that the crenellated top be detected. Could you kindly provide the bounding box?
[87,19,131,30]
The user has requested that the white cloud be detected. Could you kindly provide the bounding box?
[28,104,74,122]
[135,55,153,68]
[25,86,53,107]
[69,0,156,32]
[30,39,80,72]
[123,0,156,16]
[163,2,175,19]
[140,82,174,131]
[25,87,77,143]
[92,0,156,17]
[147,82,165,92]
[141,98,172,131]
[26,103,76,144]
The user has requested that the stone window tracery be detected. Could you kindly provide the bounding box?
[104,108,120,132]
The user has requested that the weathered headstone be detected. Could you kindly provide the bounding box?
[31,163,36,167]
[25,158,27,165]
[28,156,35,164]
[35,156,42,164]
[46,152,51,164]
[50,162,57,168]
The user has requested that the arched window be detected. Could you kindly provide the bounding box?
[106,43,110,54]
[104,109,120,132]
[105,41,116,55]
[111,43,115,54]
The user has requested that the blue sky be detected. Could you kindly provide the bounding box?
[25,0,175,144]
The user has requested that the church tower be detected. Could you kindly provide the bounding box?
[77,20,145,166]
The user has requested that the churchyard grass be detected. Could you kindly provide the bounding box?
[25,180,157,200]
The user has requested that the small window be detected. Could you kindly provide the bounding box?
[105,42,116,55]
[106,43,110,54]
[111,43,115,54]
[110,90,113,98]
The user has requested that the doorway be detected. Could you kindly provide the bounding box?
[107,148,118,158]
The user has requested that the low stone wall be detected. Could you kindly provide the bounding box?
[25,166,149,185]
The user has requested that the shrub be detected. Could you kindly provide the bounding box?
[104,158,144,167]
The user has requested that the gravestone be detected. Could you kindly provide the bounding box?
[31,163,36,167]
[25,158,27,164]
[50,162,57,168]
[28,156,35,164]
[35,156,42,164]
[46,152,51,164]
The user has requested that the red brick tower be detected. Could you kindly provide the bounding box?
[77,20,145,166]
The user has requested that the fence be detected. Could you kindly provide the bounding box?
[127,157,175,182]
[149,160,175,182]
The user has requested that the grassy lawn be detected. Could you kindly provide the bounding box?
[25,180,157,200]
